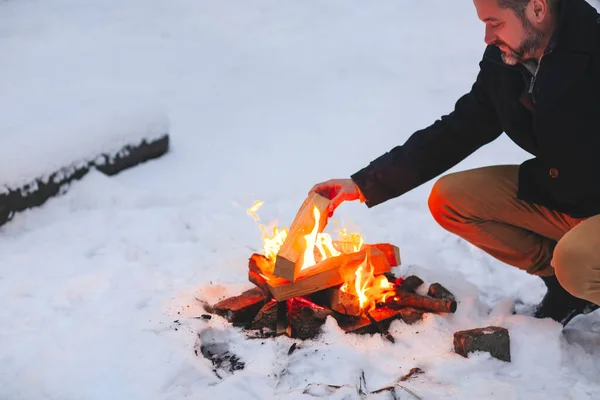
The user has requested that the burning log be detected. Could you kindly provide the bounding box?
[384,291,457,314]
[210,288,270,326]
[252,246,395,301]
[273,192,331,282]
[427,283,456,301]
[453,326,511,362]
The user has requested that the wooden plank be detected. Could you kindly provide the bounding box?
[273,192,331,282]
[267,247,391,301]
[369,243,401,267]
[323,286,362,317]
[211,288,269,326]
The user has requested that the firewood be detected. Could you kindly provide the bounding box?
[248,269,271,296]
[249,299,278,331]
[260,247,392,301]
[273,192,331,282]
[384,291,457,313]
[453,326,511,362]
[320,286,362,317]
[249,253,274,276]
[369,243,401,267]
[211,288,269,326]
[364,309,395,343]
[397,275,424,293]
[428,283,456,301]
[338,306,416,334]
[288,297,333,340]
[396,307,426,324]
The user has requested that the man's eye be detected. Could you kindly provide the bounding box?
[491,22,503,28]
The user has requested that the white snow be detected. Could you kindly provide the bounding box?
[1,0,600,399]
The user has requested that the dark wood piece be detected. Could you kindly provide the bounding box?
[337,306,424,334]
[428,283,456,301]
[288,297,333,339]
[397,275,424,293]
[249,300,278,331]
[396,307,426,324]
[211,287,269,326]
[365,309,395,343]
[453,326,511,362]
[385,291,457,313]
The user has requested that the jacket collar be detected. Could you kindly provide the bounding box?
[550,0,598,55]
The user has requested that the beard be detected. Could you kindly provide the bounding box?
[498,20,546,65]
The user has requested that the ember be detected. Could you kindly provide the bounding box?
[209,196,459,340]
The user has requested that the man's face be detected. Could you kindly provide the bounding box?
[473,0,545,65]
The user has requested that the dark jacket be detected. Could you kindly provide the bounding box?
[351,0,600,218]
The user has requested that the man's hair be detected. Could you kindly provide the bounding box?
[497,0,561,21]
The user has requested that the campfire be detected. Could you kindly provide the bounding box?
[207,192,458,342]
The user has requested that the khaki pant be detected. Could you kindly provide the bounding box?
[428,165,600,305]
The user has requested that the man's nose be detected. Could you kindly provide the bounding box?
[484,27,496,45]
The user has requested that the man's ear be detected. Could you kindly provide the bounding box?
[529,0,548,23]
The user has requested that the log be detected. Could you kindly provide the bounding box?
[337,306,421,334]
[321,286,362,317]
[273,192,331,282]
[211,288,269,326]
[369,243,401,267]
[397,275,424,293]
[384,291,457,313]
[0,135,169,228]
[249,253,274,276]
[259,247,393,301]
[288,297,333,339]
[248,268,271,297]
[396,307,426,324]
[249,300,278,331]
[453,326,511,362]
[428,283,456,301]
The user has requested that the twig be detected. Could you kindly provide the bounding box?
[364,309,395,343]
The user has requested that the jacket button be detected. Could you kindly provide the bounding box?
[549,168,559,178]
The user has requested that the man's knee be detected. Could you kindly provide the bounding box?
[553,239,594,299]
[428,172,466,228]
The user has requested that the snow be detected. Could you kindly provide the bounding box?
[1,0,600,399]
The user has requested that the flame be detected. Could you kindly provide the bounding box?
[342,250,396,311]
[247,201,359,267]
[248,200,394,311]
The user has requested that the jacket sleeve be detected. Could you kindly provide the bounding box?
[350,60,503,207]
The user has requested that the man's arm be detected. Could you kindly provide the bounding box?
[350,61,503,207]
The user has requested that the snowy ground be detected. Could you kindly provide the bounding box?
[2,0,600,399]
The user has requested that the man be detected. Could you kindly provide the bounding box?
[311,0,600,326]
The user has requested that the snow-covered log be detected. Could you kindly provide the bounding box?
[0,99,170,227]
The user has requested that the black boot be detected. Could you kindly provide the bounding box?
[533,275,599,326]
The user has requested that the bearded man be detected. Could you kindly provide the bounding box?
[311,0,600,326]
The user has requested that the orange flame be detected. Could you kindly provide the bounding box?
[248,201,361,265]
[343,250,396,311]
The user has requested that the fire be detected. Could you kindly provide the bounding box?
[343,250,396,311]
[248,200,392,311]
[247,200,360,266]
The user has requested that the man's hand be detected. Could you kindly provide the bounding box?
[309,178,363,216]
